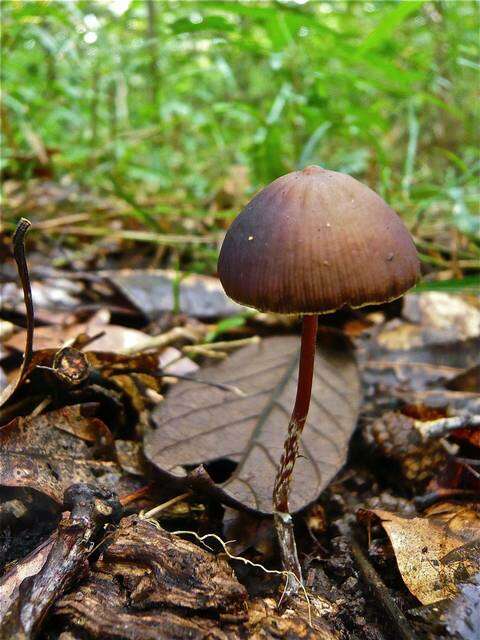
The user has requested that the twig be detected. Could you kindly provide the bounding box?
[12,219,34,373]
[414,488,478,509]
[120,326,204,355]
[34,213,91,230]
[93,362,245,396]
[119,483,156,507]
[183,346,227,359]
[161,374,245,396]
[456,457,480,467]
[183,336,260,357]
[414,414,480,440]
[349,534,419,640]
[141,492,192,519]
[29,396,52,418]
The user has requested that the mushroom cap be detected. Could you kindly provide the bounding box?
[218,165,420,314]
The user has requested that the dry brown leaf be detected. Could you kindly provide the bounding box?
[0,404,122,503]
[144,335,361,514]
[363,503,480,604]
[5,323,152,353]
[115,440,147,476]
[84,351,161,417]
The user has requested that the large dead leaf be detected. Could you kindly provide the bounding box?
[144,335,361,514]
[361,503,480,605]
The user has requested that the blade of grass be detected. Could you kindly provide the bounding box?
[414,275,479,293]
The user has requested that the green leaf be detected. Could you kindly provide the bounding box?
[170,15,234,34]
[359,1,424,52]
[205,315,249,343]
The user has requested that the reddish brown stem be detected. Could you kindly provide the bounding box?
[273,314,318,513]
[272,314,318,594]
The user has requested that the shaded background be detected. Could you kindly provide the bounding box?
[1,0,479,278]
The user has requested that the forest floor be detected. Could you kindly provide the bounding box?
[0,178,479,640]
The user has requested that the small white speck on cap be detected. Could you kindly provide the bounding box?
[248,235,254,241]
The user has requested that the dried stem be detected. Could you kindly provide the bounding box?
[141,492,192,519]
[0,219,34,408]
[273,314,318,596]
[12,218,34,374]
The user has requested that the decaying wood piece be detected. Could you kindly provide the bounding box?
[0,484,121,640]
[54,515,248,639]
[55,570,241,640]
[96,515,247,612]
[54,515,342,639]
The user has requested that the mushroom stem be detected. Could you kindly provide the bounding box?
[273,313,318,593]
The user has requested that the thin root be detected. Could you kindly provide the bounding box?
[171,529,312,627]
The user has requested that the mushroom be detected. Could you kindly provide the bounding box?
[218,165,420,594]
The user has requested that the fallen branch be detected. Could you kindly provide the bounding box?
[349,534,419,640]
[0,484,121,639]
[415,414,480,440]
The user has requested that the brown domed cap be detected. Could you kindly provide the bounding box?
[218,166,420,314]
